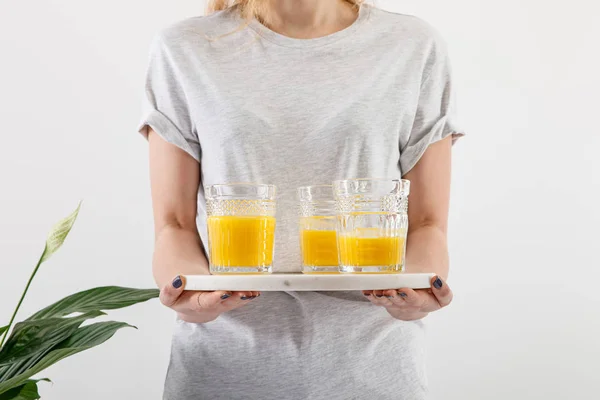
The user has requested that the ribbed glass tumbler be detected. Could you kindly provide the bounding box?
[206,183,277,274]
[333,179,410,274]
[298,185,339,274]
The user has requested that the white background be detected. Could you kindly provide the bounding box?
[1,0,599,399]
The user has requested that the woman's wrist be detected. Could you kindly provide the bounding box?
[404,225,449,279]
[153,225,210,287]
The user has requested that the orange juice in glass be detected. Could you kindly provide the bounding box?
[206,183,276,274]
[298,185,339,274]
[333,179,410,274]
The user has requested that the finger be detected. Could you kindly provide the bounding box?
[398,288,426,309]
[369,290,393,307]
[363,292,381,306]
[194,291,232,311]
[384,289,408,307]
[362,290,374,298]
[393,289,410,305]
[238,291,256,300]
[218,291,233,301]
[370,290,386,304]
[378,297,394,307]
[221,291,257,310]
[431,276,453,307]
[159,275,186,307]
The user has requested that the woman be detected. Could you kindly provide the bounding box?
[139,0,462,398]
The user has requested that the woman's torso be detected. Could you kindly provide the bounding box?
[153,6,440,399]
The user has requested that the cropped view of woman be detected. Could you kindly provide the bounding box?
[138,0,462,398]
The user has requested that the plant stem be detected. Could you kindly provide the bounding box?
[0,248,46,347]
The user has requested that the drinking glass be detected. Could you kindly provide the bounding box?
[333,179,410,273]
[298,185,339,274]
[205,183,276,274]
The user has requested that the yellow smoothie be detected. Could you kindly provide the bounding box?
[207,216,276,268]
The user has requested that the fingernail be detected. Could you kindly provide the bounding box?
[375,294,383,298]
[433,278,443,289]
[172,276,183,289]
[386,296,394,299]
[364,293,371,297]
[241,296,251,300]
[398,292,408,298]
[220,293,231,300]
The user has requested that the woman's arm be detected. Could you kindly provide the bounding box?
[148,129,259,323]
[148,128,208,287]
[403,135,452,280]
[362,136,454,320]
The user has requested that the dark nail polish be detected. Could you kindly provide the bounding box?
[172,276,183,289]
[241,296,250,300]
[433,278,443,289]
[399,292,408,298]
[375,294,383,298]
[364,293,371,297]
[221,294,231,300]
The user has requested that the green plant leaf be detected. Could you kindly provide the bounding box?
[0,322,131,394]
[0,353,45,387]
[0,311,105,368]
[0,326,7,339]
[0,379,49,400]
[0,349,78,395]
[57,321,134,348]
[40,202,81,263]
[0,379,50,400]
[26,287,159,321]
[1,203,84,351]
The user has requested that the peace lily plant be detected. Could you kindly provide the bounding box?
[0,204,159,399]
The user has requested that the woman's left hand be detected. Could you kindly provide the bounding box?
[362,275,453,321]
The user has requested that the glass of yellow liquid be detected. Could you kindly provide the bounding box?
[298,185,339,274]
[205,183,277,274]
[333,179,410,274]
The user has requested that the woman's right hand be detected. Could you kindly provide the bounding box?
[159,275,260,323]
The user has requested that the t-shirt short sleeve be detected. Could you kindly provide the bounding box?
[137,33,201,163]
[399,33,464,175]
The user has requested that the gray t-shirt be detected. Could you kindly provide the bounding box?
[139,5,461,400]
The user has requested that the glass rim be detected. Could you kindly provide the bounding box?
[297,184,333,192]
[332,178,410,184]
[205,182,277,201]
[206,182,277,189]
[297,184,335,202]
[332,178,410,198]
